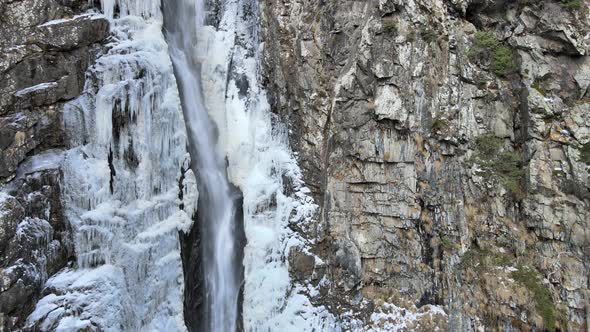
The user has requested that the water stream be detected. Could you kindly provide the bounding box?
[163,0,241,330]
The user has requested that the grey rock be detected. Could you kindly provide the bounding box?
[31,14,109,51]
[288,247,316,282]
[261,0,590,329]
[0,170,73,330]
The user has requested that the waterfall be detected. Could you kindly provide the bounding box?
[163,0,242,331]
[177,0,337,330]
[26,0,335,330]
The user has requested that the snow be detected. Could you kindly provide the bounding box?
[5,45,25,52]
[14,82,57,97]
[366,303,447,332]
[0,192,11,205]
[38,13,105,27]
[55,317,93,332]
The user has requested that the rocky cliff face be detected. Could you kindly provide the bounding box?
[0,0,108,329]
[261,0,590,330]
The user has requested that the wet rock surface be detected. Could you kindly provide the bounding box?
[0,0,108,329]
[261,0,590,330]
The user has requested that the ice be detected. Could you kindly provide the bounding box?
[100,0,162,20]
[27,266,131,331]
[16,149,64,177]
[137,211,193,240]
[15,217,52,244]
[27,2,196,331]
[55,317,93,331]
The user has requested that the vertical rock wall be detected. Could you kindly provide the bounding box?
[261,0,590,330]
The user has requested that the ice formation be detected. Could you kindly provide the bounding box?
[163,0,241,330]
[27,4,197,331]
[195,0,337,330]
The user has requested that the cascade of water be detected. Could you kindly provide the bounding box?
[163,0,241,331]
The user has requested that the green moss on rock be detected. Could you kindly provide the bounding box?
[472,134,525,198]
[511,266,557,332]
[461,246,513,272]
[382,20,397,34]
[430,117,450,133]
[560,0,582,10]
[531,79,547,96]
[469,31,516,77]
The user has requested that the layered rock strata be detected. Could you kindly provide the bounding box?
[261,0,590,330]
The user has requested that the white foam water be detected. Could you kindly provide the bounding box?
[163,0,241,331]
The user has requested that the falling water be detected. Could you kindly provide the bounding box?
[163,0,241,331]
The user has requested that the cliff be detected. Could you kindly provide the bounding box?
[0,0,108,328]
[261,0,590,330]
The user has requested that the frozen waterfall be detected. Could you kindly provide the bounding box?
[26,2,198,331]
[175,0,338,330]
[26,0,336,330]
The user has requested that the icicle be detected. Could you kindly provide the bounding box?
[27,2,196,331]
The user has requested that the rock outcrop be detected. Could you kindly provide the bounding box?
[261,0,590,330]
[0,3,108,182]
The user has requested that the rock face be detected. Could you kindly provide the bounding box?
[261,0,590,330]
[0,167,73,330]
[0,0,108,329]
[0,3,108,182]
